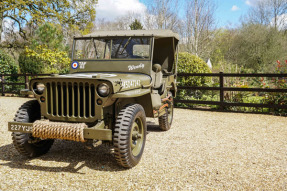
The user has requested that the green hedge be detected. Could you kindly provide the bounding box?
[0,50,19,92]
[176,52,213,106]
[18,51,42,74]
[177,52,211,86]
[0,49,18,75]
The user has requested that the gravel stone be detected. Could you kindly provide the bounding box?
[0,97,287,190]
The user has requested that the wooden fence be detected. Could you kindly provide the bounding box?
[0,74,51,96]
[1,72,287,112]
[175,72,287,111]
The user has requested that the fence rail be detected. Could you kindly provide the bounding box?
[1,72,287,112]
[0,74,51,96]
[175,72,287,111]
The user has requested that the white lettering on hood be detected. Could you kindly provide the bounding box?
[128,63,144,71]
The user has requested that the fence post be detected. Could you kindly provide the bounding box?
[1,75,5,96]
[219,72,224,110]
[24,74,29,89]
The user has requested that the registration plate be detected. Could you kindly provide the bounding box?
[8,122,33,133]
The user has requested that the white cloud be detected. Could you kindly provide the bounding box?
[245,0,262,6]
[245,0,252,6]
[96,0,147,21]
[231,5,240,11]
[1,18,16,42]
[270,14,287,30]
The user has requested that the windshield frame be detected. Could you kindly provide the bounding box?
[72,36,153,61]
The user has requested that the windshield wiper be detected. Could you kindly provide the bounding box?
[119,37,131,55]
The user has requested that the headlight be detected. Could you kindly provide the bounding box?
[35,82,45,94]
[97,83,110,97]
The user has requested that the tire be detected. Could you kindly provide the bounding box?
[159,92,174,131]
[12,100,54,158]
[113,104,147,168]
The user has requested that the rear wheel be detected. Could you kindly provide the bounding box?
[12,100,54,158]
[113,104,147,168]
[159,92,174,131]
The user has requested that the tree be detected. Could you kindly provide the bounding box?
[144,0,179,31]
[245,0,287,30]
[183,0,217,58]
[129,19,144,30]
[19,45,70,74]
[19,23,70,74]
[210,29,238,72]
[0,49,17,74]
[0,0,97,44]
[230,24,287,72]
[0,49,18,83]
[31,23,66,50]
[94,13,142,31]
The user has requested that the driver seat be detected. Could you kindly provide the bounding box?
[151,64,165,94]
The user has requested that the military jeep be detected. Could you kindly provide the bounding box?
[8,29,179,168]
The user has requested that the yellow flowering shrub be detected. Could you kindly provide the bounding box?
[20,45,70,74]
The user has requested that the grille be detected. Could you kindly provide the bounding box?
[46,81,96,118]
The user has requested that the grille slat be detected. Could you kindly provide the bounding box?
[77,84,80,117]
[66,84,69,116]
[56,83,59,116]
[46,81,95,119]
[72,84,75,116]
[61,83,64,116]
[83,83,86,118]
[89,84,91,117]
[50,83,53,115]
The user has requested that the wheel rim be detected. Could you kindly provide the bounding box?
[130,117,144,156]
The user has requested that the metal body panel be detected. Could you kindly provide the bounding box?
[30,73,152,122]
[34,72,152,93]
[20,89,33,96]
[70,60,152,75]
[84,129,112,140]
[112,88,150,98]
[31,78,104,122]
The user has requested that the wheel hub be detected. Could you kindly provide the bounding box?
[130,118,144,156]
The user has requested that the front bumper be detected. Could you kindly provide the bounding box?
[8,121,112,142]
[20,89,34,96]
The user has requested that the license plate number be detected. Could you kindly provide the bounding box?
[8,123,33,133]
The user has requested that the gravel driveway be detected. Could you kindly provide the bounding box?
[0,97,286,190]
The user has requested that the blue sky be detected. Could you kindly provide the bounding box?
[214,0,252,27]
[96,0,255,28]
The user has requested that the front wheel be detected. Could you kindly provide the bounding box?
[113,104,147,168]
[12,100,54,158]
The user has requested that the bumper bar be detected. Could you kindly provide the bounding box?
[8,121,112,141]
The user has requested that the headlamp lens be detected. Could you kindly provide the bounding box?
[35,83,45,94]
[97,83,110,97]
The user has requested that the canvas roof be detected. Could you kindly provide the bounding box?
[77,29,179,40]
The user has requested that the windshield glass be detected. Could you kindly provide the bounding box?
[73,37,151,60]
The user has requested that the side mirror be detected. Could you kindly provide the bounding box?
[152,64,162,73]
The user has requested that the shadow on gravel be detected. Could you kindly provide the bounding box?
[0,141,123,173]
[147,121,162,132]
[0,124,161,173]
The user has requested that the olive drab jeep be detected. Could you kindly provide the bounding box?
[8,30,179,168]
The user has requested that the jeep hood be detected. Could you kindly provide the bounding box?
[50,72,152,93]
